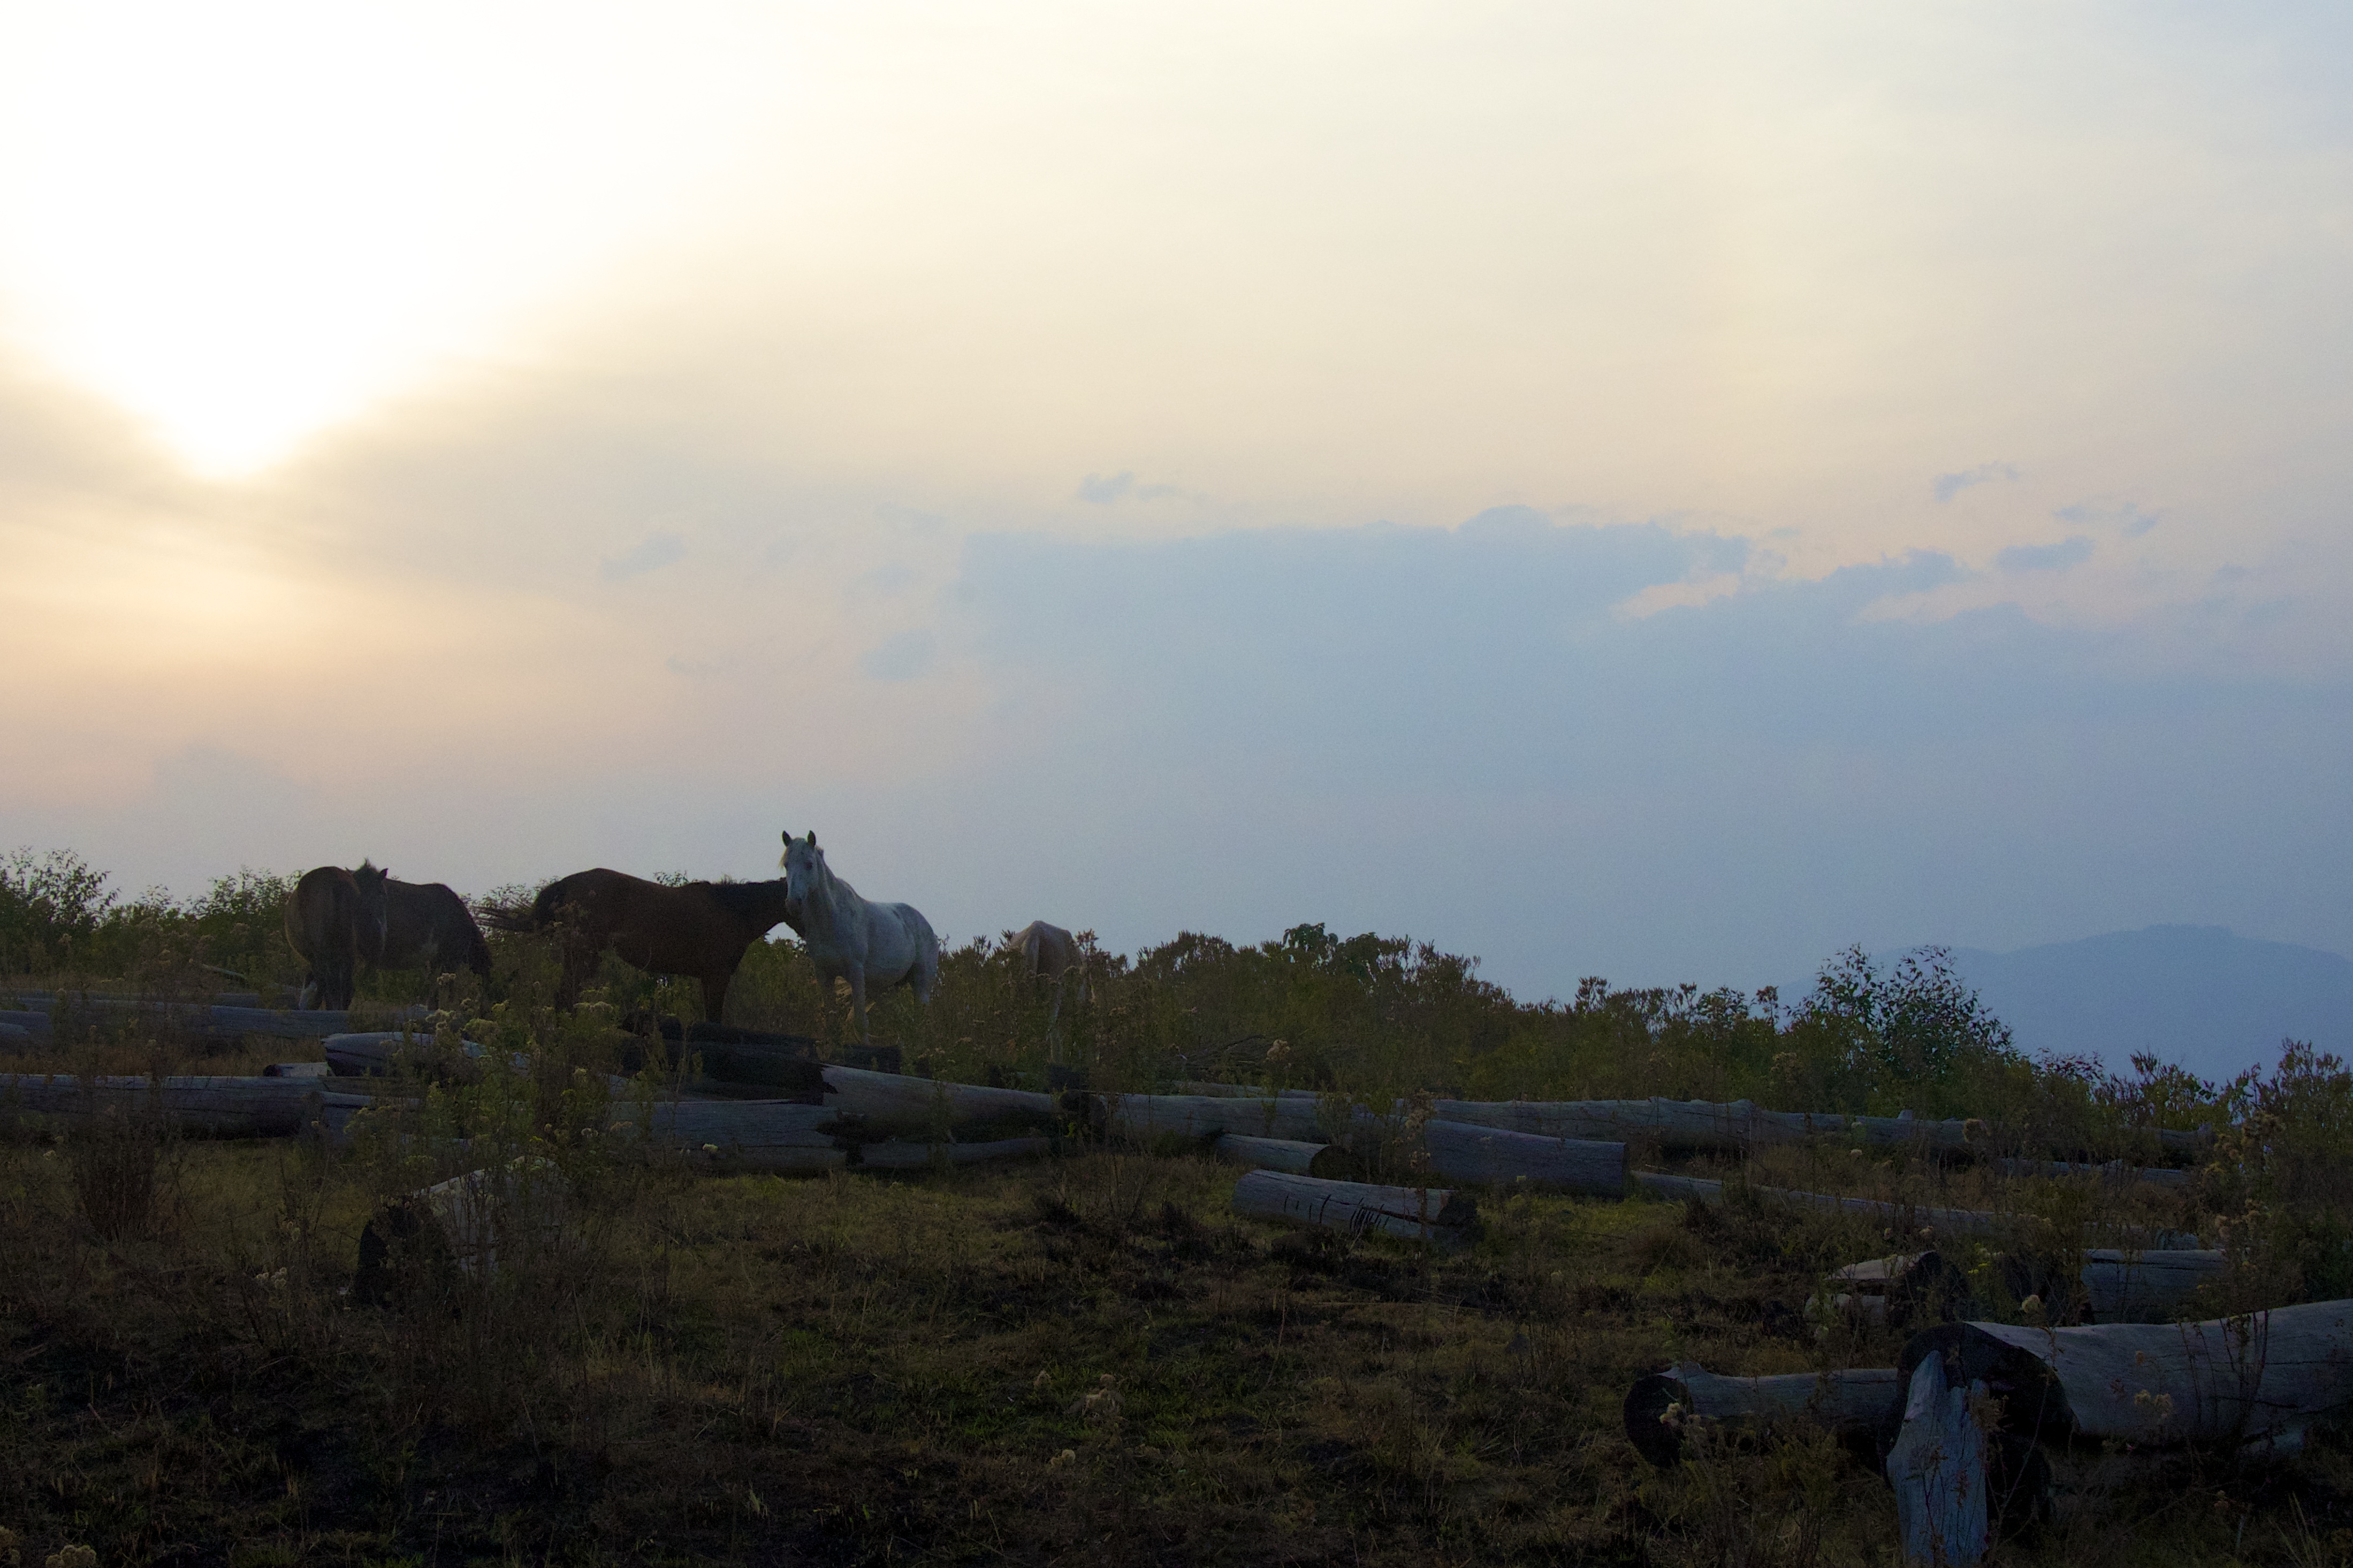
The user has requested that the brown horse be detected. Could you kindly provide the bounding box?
[523,868,794,1022]
[362,877,492,980]
[284,862,390,1009]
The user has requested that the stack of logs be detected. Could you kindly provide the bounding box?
[1625,1298,2353,1567]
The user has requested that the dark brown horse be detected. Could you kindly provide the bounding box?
[362,877,492,980]
[284,862,389,1009]
[522,869,793,1023]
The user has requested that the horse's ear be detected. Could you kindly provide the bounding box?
[808,831,818,847]
[781,830,790,845]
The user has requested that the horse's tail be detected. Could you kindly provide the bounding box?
[483,879,565,933]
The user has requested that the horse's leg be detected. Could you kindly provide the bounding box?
[847,966,870,1044]
[701,968,731,1027]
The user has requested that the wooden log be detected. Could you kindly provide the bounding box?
[323,1031,515,1076]
[1901,1299,2353,1448]
[1996,1156,2191,1190]
[605,1097,849,1173]
[0,1021,32,1045]
[1624,1362,1905,1467]
[354,1159,568,1303]
[0,1011,51,1039]
[1634,1171,2204,1250]
[1420,1119,1625,1196]
[313,1090,388,1144]
[680,1041,826,1095]
[1212,1134,1327,1173]
[264,1061,330,1078]
[820,1064,1062,1137]
[2078,1249,2227,1321]
[1815,1251,1977,1330]
[1230,1169,1475,1243]
[1886,1352,1993,1566]
[0,1073,319,1137]
[40,1000,429,1041]
[1435,1095,2210,1165]
[1172,1082,1321,1100]
[1433,1096,1969,1154]
[1094,1091,1325,1143]
[854,1137,1052,1170]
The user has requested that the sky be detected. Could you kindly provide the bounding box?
[2,2,2350,1009]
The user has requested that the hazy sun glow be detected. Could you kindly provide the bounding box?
[0,2,798,475]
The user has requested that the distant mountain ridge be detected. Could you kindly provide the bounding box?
[1918,925,2353,1084]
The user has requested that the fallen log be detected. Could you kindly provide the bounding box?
[0,1021,31,1046]
[1094,1091,1325,1144]
[1172,1082,1320,1100]
[1624,1362,1904,1467]
[1419,1119,1625,1197]
[1814,1251,1976,1330]
[819,1064,1062,1137]
[0,1011,51,1039]
[0,1073,319,1137]
[605,1097,849,1173]
[1432,1095,2211,1163]
[1230,1169,1475,1243]
[264,1062,331,1079]
[1996,1156,2191,1190]
[37,1001,430,1041]
[1886,1352,1994,1566]
[1901,1299,2353,1448]
[313,1090,390,1144]
[1635,1171,2204,1250]
[324,1031,517,1076]
[1212,1134,1328,1173]
[1435,1096,1963,1154]
[354,1159,568,1304]
[854,1137,1052,1170]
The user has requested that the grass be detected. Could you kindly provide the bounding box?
[4,855,2351,1564]
[6,1128,2347,1567]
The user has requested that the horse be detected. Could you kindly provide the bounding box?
[362,876,492,981]
[284,862,389,1009]
[1010,919,1086,1036]
[520,868,795,1023]
[1010,921,1080,986]
[780,831,940,1044]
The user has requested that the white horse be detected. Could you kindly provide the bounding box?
[1010,919,1087,1044]
[780,830,940,1043]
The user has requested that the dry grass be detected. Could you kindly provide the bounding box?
[1,1117,2344,1567]
[1,913,2343,1564]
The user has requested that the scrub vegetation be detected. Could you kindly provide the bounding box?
[2,848,2349,1566]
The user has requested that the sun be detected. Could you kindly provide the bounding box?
[0,2,797,477]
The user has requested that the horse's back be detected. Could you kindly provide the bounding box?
[386,878,491,973]
[1013,920,1076,979]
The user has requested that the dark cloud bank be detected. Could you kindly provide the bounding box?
[913,507,2350,1061]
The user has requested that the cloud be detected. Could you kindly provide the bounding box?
[933,515,2353,992]
[860,629,936,682]
[599,531,687,582]
[2057,500,2161,538]
[1996,536,2095,572]
[1932,463,2021,503]
[1076,471,1191,506]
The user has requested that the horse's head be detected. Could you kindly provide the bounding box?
[350,860,392,955]
[779,830,824,921]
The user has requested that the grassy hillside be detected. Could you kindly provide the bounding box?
[4,849,2350,1565]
